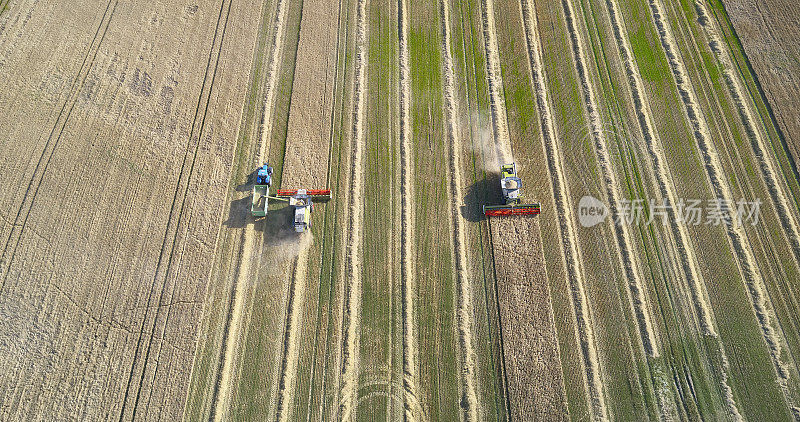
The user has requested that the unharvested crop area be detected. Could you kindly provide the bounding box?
[1,0,799,420]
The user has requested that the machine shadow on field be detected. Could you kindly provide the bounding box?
[234,170,257,192]
[225,170,258,228]
[462,172,502,222]
[259,205,295,238]
[223,184,294,231]
[223,195,252,228]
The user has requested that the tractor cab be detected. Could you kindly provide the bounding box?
[256,164,273,186]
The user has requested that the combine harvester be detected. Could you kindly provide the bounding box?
[250,163,331,233]
[275,189,331,232]
[483,163,540,217]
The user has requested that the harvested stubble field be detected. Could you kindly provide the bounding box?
[1,0,799,420]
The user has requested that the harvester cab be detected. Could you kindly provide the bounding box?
[288,191,312,233]
[251,164,273,217]
[484,162,541,217]
[500,163,522,205]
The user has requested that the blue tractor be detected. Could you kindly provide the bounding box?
[256,164,273,186]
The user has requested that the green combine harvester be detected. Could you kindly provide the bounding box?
[483,163,541,216]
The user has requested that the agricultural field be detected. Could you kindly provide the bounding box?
[720,0,800,162]
[0,0,799,420]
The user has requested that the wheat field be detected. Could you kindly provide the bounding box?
[0,0,798,420]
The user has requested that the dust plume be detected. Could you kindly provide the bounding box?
[261,229,314,276]
[468,110,514,172]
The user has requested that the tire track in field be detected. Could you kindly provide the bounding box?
[210,230,254,422]
[441,0,480,420]
[113,0,218,414]
[693,0,800,305]
[259,0,289,159]
[0,0,117,289]
[210,0,290,418]
[278,0,346,418]
[307,1,346,417]
[561,0,658,364]
[0,0,10,17]
[601,0,741,416]
[121,0,234,419]
[139,0,239,414]
[518,0,608,418]
[478,3,511,415]
[336,0,367,417]
[478,0,522,417]
[398,0,420,418]
[646,0,793,404]
[275,240,311,422]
